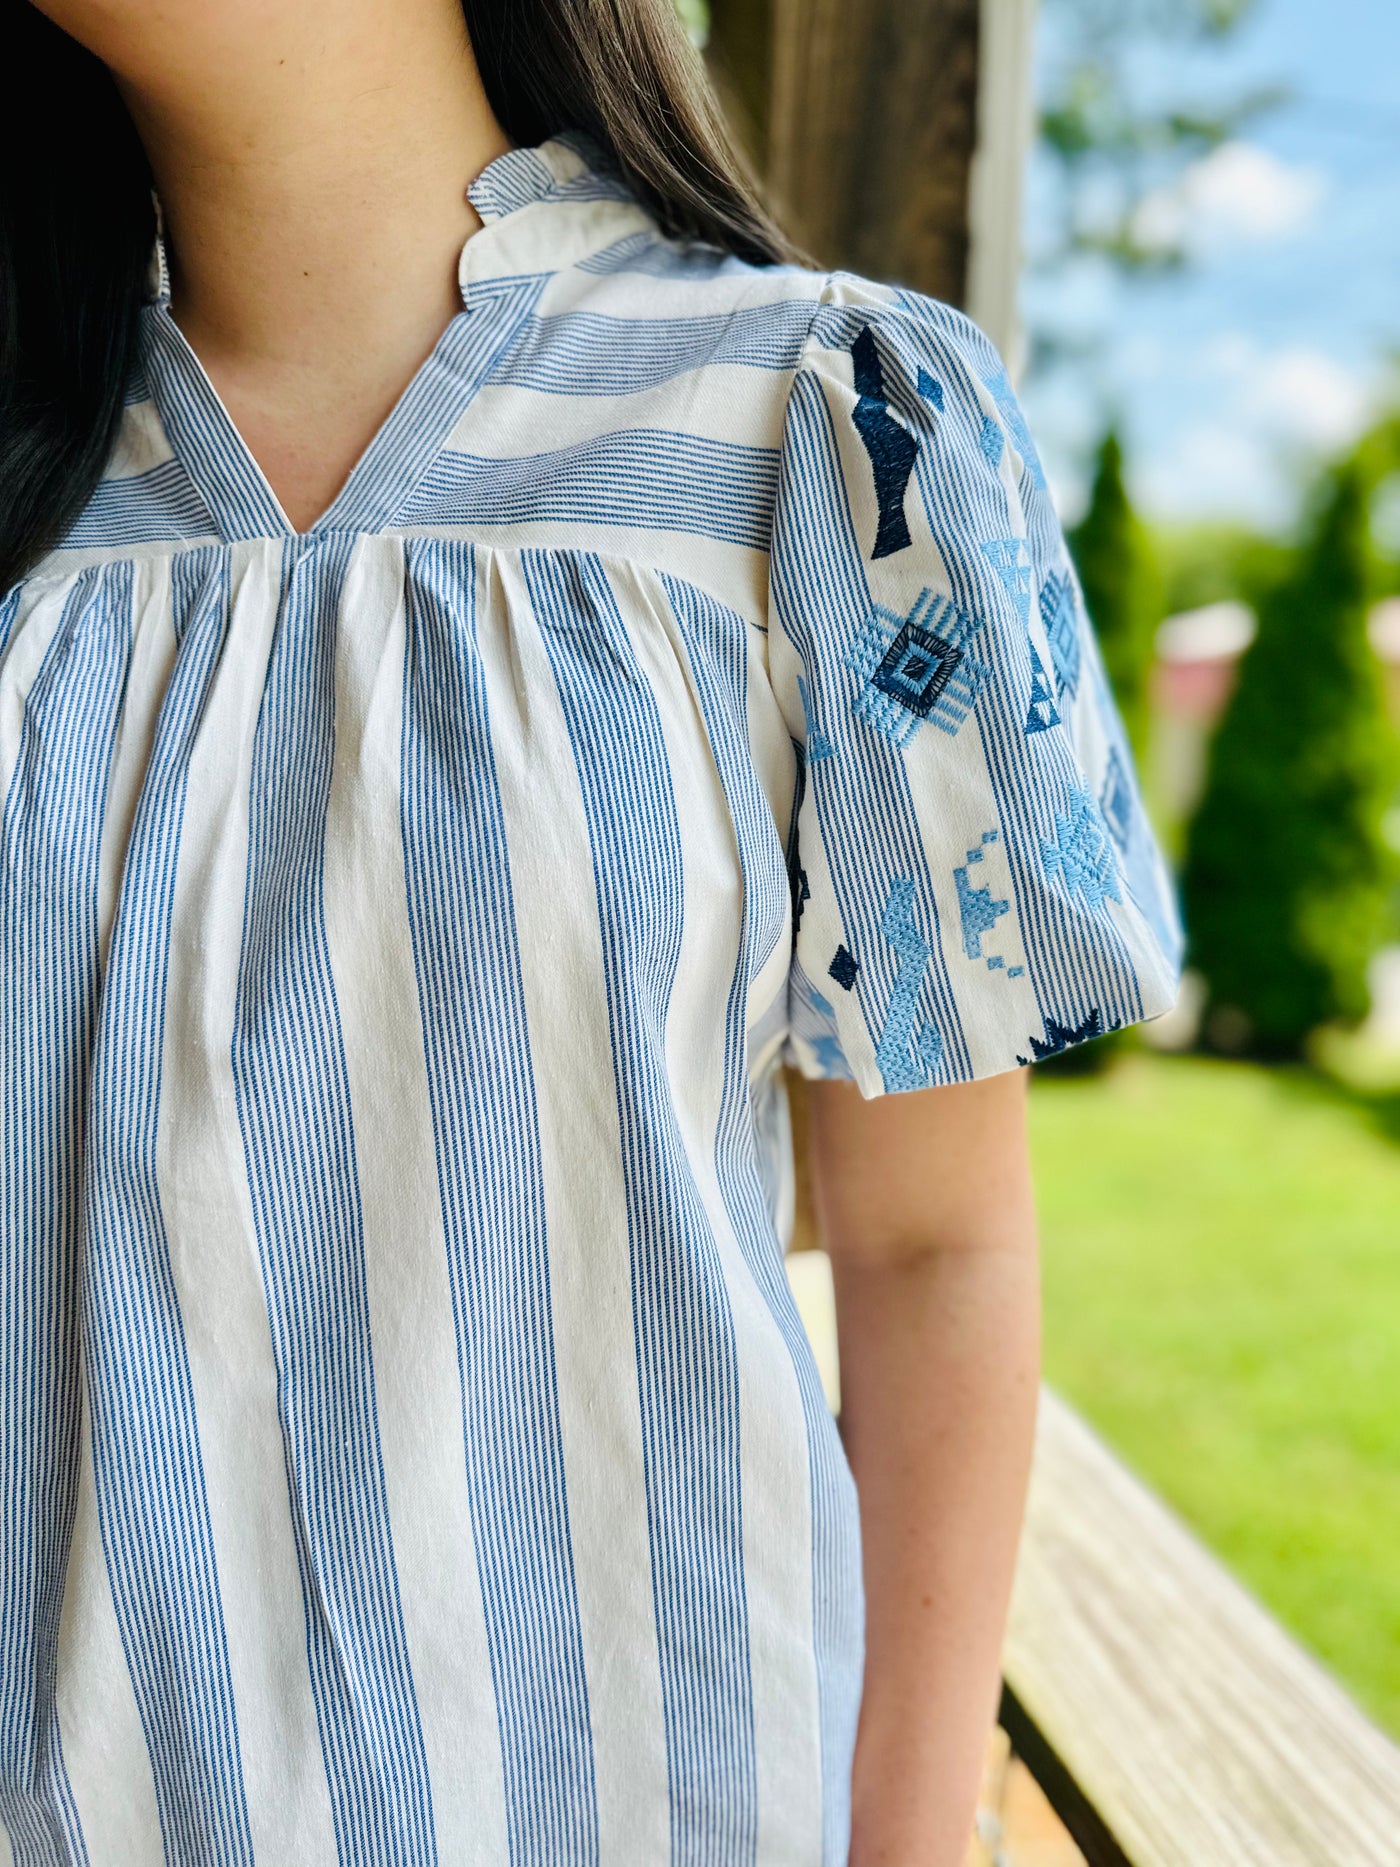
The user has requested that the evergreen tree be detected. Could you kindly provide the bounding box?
[1069,427,1161,766]
[1182,458,1400,1058]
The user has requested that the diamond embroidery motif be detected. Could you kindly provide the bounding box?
[846,590,990,747]
[1039,570,1080,700]
[872,621,962,718]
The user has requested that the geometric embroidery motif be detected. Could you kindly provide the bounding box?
[847,589,990,748]
[982,538,1061,733]
[954,829,1010,964]
[979,416,1005,469]
[1025,638,1061,734]
[873,877,945,1092]
[981,538,1033,626]
[1041,782,1123,912]
[873,621,962,717]
[1016,1007,1107,1066]
[1100,745,1134,850]
[981,362,1050,493]
[850,324,919,560]
[1040,570,1080,700]
[829,945,859,991]
[916,368,944,410]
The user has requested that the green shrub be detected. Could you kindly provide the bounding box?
[1182,459,1400,1058]
[1070,427,1161,767]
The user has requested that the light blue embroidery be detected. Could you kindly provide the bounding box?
[979,416,1005,469]
[981,539,1033,625]
[981,363,1049,492]
[916,368,944,409]
[797,672,836,760]
[873,878,945,1091]
[985,542,1061,734]
[846,590,989,747]
[1040,571,1080,700]
[1041,783,1122,912]
[954,831,1010,963]
[1100,745,1134,848]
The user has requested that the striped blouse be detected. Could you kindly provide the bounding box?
[0,132,1183,1867]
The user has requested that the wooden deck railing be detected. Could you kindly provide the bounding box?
[781,1248,1400,1866]
[992,1388,1400,1866]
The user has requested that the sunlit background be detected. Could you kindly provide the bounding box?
[694,0,1400,1856]
[1019,0,1400,1745]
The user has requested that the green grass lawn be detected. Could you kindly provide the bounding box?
[1027,1049,1400,1737]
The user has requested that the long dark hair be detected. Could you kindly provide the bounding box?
[0,0,798,593]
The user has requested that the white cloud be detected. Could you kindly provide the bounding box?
[1134,420,1278,524]
[1129,334,1377,525]
[1237,347,1371,450]
[1194,332,1373,450]
[1131,142,1328,256]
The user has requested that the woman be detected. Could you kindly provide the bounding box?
[0,1,1183,1862]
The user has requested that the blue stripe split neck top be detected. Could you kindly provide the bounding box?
[0,131,1183,1866]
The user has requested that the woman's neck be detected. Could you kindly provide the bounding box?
[111,0,511,367]
[49,0,515,528]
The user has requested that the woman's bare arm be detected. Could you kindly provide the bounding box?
[805,1066,1041,1867]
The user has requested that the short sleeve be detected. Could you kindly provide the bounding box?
[767,271,1185,1097]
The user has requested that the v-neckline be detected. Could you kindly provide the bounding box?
[134,136,614,545]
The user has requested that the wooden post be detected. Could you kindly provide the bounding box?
[707,0,981,305]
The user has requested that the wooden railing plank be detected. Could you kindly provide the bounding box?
[1006,1389,1400,1866]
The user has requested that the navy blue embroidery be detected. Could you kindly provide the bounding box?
[793,866,811,931]
[1017,1007,1106,1065]
[1039,571,1080,700]
[847,590,989,747]
[873,621,962,718]
[954,830,1010,965]
[1041,782,1122,912]
[873,878,944,1091]
[1024,640,1061,734]
[850,325,918,560]
[916,368,944,410]
[828,946,859,992]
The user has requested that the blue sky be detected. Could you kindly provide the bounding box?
[1019,0,1400,533]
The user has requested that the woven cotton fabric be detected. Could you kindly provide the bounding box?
[0,133,1182,1866]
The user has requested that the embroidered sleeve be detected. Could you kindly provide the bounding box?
[766,271,1184,1096]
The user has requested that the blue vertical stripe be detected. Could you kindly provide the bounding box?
[660,574,865,1867]
[82,547,254,1864]
[524,550,757,1867]
[902,321,1146,1028]
[229,533,436,1865]
[1,564,136,1866]
[770,368,973,1080]
[398,537,599,1866]
[0,585,21,659]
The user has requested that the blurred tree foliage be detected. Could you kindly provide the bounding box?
[1151,519,1293,619]
[1070,428,1160,765]
[1182,454,1400,1058]
[1036,0,1283,277]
